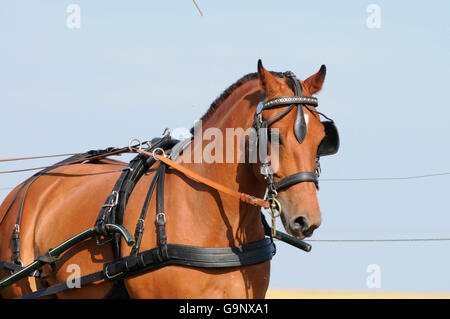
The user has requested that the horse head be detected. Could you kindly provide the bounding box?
[252,60,337,240]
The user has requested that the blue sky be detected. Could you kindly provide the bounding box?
[1,1,450,293]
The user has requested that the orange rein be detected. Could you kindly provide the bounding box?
[0,148,130,175]
[0,153,83,162]
[0,147,270,209]
[132,148,271,209]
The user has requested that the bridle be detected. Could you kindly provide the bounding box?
[250,71,340,234]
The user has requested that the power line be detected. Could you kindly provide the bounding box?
[1,171,449,191]
[0,152,82,163]
[306,238,450,243]
[321,172,450,182]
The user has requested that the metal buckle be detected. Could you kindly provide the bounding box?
[104,267,123,280]
[257,113,263,126]
[314,157,321,178]
[260,164,274,179]
[102,191,119,208]
[156,212,166,225]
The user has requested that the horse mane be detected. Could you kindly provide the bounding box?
[197,71,286,125]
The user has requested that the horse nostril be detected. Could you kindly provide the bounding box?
[293,216,309,232]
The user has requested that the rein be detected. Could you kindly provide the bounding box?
[0,147,132,175]
[131,148,271,209]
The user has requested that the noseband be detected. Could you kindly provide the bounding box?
[251,71,339,225]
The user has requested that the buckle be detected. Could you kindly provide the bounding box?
[102,191,119,209]
[104,266,123,280]
[156,213,166,225]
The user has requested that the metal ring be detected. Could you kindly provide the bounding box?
[128,138,142,152]
[152,148,166,161]
[269,197,282,218]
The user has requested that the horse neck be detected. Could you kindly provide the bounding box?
[180,79,266,244]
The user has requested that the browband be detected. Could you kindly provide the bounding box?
[263,96,318,109]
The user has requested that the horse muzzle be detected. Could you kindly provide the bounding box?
[288,214,321,239]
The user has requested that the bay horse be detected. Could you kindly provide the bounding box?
[0,60,331,298]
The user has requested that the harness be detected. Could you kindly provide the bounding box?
[0,71,339,298]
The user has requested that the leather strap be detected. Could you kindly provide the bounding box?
[94,136,178,258]
[131,167,160,255]
[103,238,275,281]
[17,237,275,299]
[263,96,318,109]
[133,148,270,209]
[156,163,168,252]
[0,261,24,272]
[274,172,318,191]
[17,270,105,299]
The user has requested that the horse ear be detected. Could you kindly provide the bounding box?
[303,65,326,95]
[257,59,281,97]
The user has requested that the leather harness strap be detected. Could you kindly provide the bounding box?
[94,135,178,259]
[274,172,319,191]
[103,238,275,281]
[16,270,105,299]
[16,236,275,299]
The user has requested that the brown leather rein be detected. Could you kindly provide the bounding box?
[0,147,270,209]
[131,147,270,209]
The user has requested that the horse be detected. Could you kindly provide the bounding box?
[0,60,332,298]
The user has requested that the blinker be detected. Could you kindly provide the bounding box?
[317,121,340,157]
